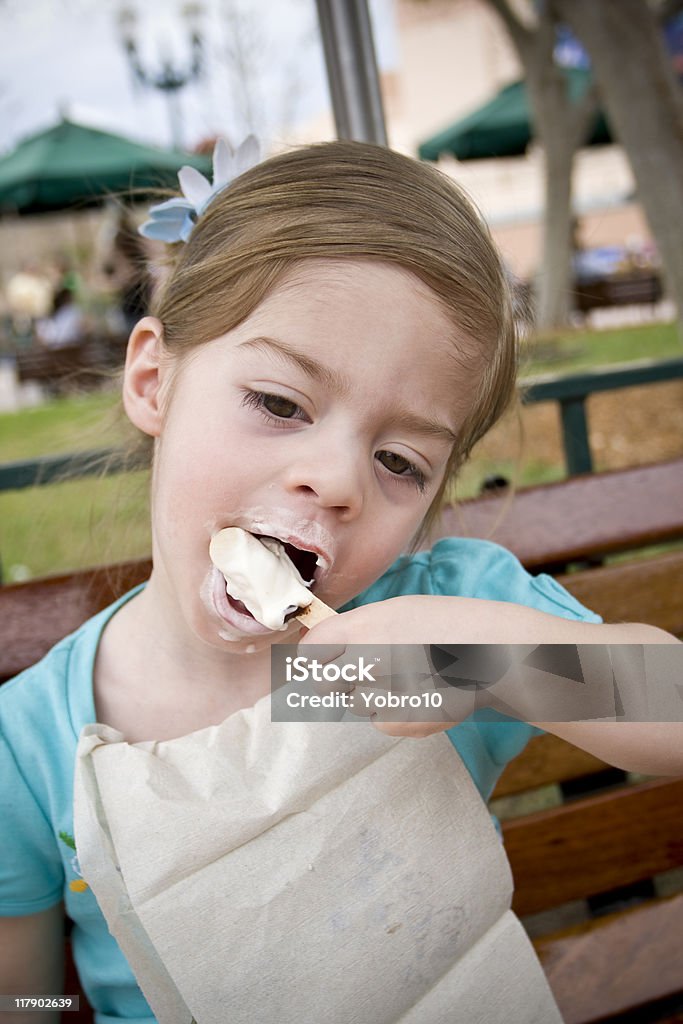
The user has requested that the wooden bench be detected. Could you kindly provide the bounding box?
[573,271,663,313]
[1,459,682,1022]
[13,335,127,394]
[494,737,683,1023]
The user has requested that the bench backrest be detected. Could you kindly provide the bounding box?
[3,460,682,682]
[432,457,683,570]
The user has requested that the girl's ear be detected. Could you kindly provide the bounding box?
[122,317,167,438]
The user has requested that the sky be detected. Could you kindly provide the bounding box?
[0,0,399,156]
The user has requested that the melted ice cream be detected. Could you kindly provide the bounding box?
[209,527,314,630]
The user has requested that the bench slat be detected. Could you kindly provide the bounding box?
[505,777,683,916]
[493,734,608,798]
[7,551,679,685]
[0,559,151,682]
[435,459,683,570]
[559,549,683,636]
[534,893,683,1024]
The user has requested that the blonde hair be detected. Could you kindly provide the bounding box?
[151,141,518,537]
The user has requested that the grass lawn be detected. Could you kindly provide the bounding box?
[0,389,151,580]
[0,320,680,580]
[1,471,152,581]
[521,319,681,376]
[0,389,125,462]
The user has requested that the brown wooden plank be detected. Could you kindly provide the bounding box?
[64,940,94,1023]
[431,459,683,569]
[0,559,151,682]
[493,734,608,798]
[505,778,683,916]
[558,549,683,636]
[534,894,683,1024]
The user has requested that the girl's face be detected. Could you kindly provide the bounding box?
[135,261,474,654]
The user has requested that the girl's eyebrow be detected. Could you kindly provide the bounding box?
[237,334,458,446]
[237,336,350,396]
[392,410,459,446]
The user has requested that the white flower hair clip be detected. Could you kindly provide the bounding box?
[139,135,261,243]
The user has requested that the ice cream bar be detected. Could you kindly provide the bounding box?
[209,527,336,630]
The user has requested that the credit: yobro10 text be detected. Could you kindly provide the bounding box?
[283,656,444,712]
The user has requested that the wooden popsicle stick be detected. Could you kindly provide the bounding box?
[295,594,337,628]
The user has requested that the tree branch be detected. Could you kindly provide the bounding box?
[486,0,532,57]
[486,0,559,74]
[566,79,601,151]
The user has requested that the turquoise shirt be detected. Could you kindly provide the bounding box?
[0,538,600,1022]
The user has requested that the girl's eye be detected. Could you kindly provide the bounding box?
[261,394,300,419]
[242,390,307,423]
[376,450,426,493]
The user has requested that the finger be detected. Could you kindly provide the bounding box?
[346,684,377,718]
[297,642,347,665]
[298,613,348,645]
[371,719,459,738]
[297,643,386,699]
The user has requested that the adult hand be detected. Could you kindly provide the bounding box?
[298,596,490,737]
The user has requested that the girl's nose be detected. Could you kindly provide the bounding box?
[282,440,365,520]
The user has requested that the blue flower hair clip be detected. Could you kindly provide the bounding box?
[139,135,261,243]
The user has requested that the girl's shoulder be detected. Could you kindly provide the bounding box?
[343,536,602,623]
[0,621,97,815]
[0,584,146,736]
[0,587,145,774]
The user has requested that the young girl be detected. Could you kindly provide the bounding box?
[0,140,680,1024]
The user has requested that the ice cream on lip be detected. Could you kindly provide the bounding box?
[226,508,335,572]
[209,527,325,631]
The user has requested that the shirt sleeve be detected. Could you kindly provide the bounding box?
[427,537,603,623]
[425,538,602,792]
[0,731,64,915]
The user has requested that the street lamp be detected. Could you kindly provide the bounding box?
[117,3,203,150]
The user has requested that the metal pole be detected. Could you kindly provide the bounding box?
[314,0,388,145]
[167,89,183,151]
[559,397,594,475]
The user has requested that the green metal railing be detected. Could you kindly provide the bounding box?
[522,356,683,475]
[1,357,682,493]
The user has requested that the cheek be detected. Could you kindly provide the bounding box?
[352,513,420,578]
[151,432,230,538]
[151,422,272,546]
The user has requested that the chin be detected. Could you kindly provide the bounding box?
[217,624,304,656]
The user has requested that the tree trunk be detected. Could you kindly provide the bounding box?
[534,130,575,329]
[524,61,593,330]
[485,0,598,332]
[556,0,683,337]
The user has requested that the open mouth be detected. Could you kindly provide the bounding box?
[211,528,326,633]
[241,533,318,623]
[253,534,319,585]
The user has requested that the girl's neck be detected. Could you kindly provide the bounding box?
[94,581,274,743]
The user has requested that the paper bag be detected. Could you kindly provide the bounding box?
[75,697,562,1023]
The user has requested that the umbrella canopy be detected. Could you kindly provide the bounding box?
[0,119,212,214]
[418,67,611,162]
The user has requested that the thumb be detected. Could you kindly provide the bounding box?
[297,610,347,654]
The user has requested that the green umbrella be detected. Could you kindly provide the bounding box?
[418,67,611,162]
[0,118,212,214]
